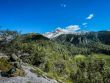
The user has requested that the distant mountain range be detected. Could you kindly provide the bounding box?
[43,31,110,55]
[44,30,110,45]
[53,31,110,45]
[0,30,110,55]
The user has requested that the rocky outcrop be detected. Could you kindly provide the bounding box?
[0,66,57,83]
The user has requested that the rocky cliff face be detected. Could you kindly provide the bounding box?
[53,31,110,45]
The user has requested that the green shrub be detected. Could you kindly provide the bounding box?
[0,58,12,71]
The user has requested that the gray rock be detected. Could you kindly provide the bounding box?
[0,66,57,83]
[22,53,30,56]
[0,52,8,59]
[14,62,22,69]
[10,54,18,61]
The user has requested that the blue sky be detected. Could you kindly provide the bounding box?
[0,0,110,33]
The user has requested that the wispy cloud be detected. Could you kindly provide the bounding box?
[55,25,80,33]
[44,13,95,38]
[86,14,94,20]
[82,23,88,26]
[61,4,67,8]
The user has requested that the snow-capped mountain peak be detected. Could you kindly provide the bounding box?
[43,25,80,38]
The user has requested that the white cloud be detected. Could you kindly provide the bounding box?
[55,25,80,33]
[66,25,80,31]
[61,4,67,8]
[86,14,94,20]
[43,25,80,38]
[82,23,88,26]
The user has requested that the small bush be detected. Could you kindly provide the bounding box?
[0,58,12,71]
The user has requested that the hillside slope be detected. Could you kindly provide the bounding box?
[0,30,110,83]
